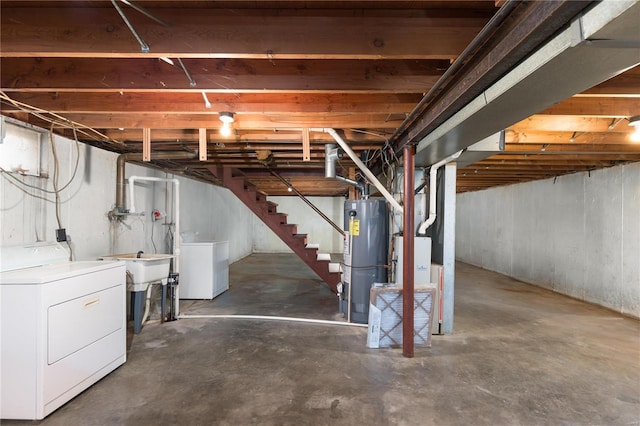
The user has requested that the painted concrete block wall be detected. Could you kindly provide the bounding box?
[252,196,345,254]
[1,129,253,264]
[456,162,640,318]
[176,176,253,263]
[1,132,123,260]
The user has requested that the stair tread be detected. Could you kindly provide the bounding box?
[328,262,342,273]
[223,167,340,292]
[317,253,331,262]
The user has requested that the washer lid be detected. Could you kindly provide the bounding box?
[0,241,69,272]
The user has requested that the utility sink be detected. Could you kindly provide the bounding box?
[99,253,175,286]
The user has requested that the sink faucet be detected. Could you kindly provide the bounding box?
[136,250,144,258]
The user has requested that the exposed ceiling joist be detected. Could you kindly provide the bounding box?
[1,1,638,196]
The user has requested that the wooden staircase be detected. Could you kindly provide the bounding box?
[209,167,341,292]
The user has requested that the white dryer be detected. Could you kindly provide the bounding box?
[0,242,127,420]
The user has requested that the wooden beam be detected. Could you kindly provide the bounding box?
[0,58,447,93]
[485,153,640,161]
[509,116,637,133]
[505,143,640,154]
[301,128,310,162]
[199,128,207,161]
[1,8,489,59]
[102,128,389,142]
[111,140,384,152]
[0,92,423,114]
[459,164,596,171]
[537,97,640,117]
[505,130,636,144]
[54,113,405,129]
[349,167,357,200]
[142,127,151,161]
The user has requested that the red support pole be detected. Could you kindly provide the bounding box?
[402,145,415,358]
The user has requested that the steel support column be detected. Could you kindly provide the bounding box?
[402,145,415,357]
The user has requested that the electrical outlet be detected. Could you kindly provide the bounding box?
[56,228,67,242]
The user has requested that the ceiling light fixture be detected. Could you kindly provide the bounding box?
[629,115,640,143]
[219,112,235,137]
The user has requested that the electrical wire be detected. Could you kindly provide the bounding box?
[4,126,80,192]
[47,123,74,259]
[346,128,389,139]
[0,122,81,229]
[0,91,114,144]
[49,124,63,230]
[0,169,55,204]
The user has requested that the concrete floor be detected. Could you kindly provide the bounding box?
[6,253,639,425]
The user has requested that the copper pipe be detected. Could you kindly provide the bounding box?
[402,145,415,358]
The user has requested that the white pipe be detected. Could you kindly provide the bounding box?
[141,283,153,326]
[420,171,427,223]
[314,128,403,213]
[178,314,368,328]
[128,175,181,315]
[347,220,354,323]
[417,150,462,235]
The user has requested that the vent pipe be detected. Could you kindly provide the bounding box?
[317,128,403,213]
[416,150,462,235]
[325,144,340,178]
[325,143,367,195]
[115,151,197,214]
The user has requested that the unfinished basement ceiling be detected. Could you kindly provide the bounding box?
[1,1,639,196]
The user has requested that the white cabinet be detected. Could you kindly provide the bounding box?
[0,261,127,420]
[180,241,229,299]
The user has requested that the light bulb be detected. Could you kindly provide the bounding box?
[287,186,293,192]
[631,129,640,143]
[218,112,235,137]
[220,123,232,137]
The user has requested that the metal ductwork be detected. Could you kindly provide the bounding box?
[325,143,369,196]
[319,128,403,212]
[325,143,341,179]
[414,1,640,167]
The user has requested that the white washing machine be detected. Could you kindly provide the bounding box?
[0,242,127,420]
